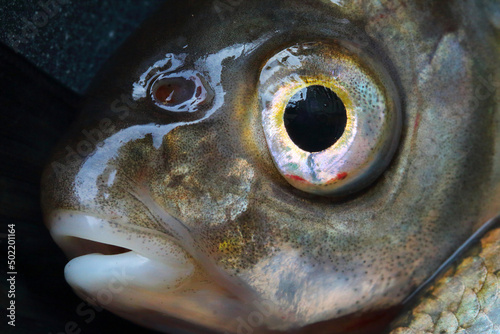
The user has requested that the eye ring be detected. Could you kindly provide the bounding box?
[259,42,401,197]
[268,75,357,155]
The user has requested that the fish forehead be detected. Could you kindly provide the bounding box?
[42,0,500,328]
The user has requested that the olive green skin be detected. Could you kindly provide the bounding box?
[42,0,500,333]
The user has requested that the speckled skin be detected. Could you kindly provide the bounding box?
[388,223,500,334]
[41,0,500,333]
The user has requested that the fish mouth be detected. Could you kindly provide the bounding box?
[47,210,270,333]
[49,211,195,291]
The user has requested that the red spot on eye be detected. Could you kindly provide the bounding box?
[327,172,348,184]
[286,174,307,182]
[337,172,348,180]
[414,113,421,131]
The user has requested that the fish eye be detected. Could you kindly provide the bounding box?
[259,41,401,197]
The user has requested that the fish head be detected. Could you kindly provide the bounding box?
[42,0,500,333]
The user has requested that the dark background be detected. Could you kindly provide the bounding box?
[0,0,166,93]
[0,1,167,333]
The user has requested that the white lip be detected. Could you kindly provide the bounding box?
[46,210,270,333]
[49,210,194,292]
[65,252,192,293]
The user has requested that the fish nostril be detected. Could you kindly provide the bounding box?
[153,77,196,106]
[149,71,213,113]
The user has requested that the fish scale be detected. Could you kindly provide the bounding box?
[388,227,500,333]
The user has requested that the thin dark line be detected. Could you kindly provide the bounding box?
[403,213,500,304]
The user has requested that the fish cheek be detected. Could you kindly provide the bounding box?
[156,120,257,230]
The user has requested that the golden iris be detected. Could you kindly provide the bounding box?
[259,41,401,197]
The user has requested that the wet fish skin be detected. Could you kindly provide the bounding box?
[41,0,500,333]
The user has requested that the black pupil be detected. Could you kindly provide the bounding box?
[283,85,347,152]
